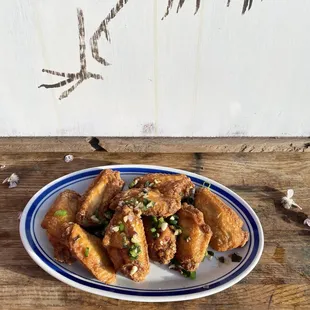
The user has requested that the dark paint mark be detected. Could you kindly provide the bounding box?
[90,0,129,66]
[195,0,201,15]
[39,9,103,100]
[142,123,156,135]
[40,0,256,99]
[87,137,107,152]
[249,0,254,10]
[163,0,201,19]
[38,77,74,89]
[242,0,249,14]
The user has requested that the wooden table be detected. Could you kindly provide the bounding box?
[1,152,310,310]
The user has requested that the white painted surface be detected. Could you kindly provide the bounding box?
[0,0,309,137]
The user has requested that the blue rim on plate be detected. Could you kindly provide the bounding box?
[20,165,264,302]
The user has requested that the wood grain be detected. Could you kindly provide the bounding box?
[1,152,310,309]
[0,137,310,153]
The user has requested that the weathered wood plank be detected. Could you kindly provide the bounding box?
[0,137,310,153]
[1,152,310,309]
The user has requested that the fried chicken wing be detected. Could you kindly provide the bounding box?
[102,206,150,282]
[143,216,176,265]
[41,190,81,264]
[109,188,181,217]
[76,169,124,227]
[194,188,249,252]
[130,173,194,198]
[47,233,75,264]
[68,223,116,284]
[175,203,212,271]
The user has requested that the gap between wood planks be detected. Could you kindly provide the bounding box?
[0,137,310,153]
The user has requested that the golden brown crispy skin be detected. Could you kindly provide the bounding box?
[131,173,194,198]
[194,188,249,252]
[102,206,150,282]
[41,190,80,264]
[68,223,116,284]
[175,203,212,271]
[143,217,176,265]
[109,188,181,217]
[76,169,124,227]
[47,233,75,264]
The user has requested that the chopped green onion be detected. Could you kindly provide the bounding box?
[150,227,156,233]
[230,253,242,263]
[204,250,214,261]
[119,222,125,232]
[122,235,129,248]
[189,271,196,280]
[151,216,158,224]
[158,217,165,224]
[180,269,196,280]
[54,210,67,217]
[143,198,150,205]
[128,244,141,260]
[85,247,90,257]
[202,182,211,189]
[170,220,178,225]
[124,198,137,205]
[104,210,114,219]
[128,179,138,188]
[207,251,214,257]
[145,181,150,187]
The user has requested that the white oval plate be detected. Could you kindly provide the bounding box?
[20,165,264,302]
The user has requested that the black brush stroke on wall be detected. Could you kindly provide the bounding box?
[39,0,257,100]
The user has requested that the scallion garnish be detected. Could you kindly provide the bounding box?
[119,222,125,232]
[128,244,141,260]
[230,253,242,262]
[128,179,138,189]
[54,210,67,217]
[85,247,90,257]
[207,251,214,257]
[104,209,114,219]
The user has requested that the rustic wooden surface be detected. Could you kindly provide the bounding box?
[1,152,310,310]
[1,137,310,153]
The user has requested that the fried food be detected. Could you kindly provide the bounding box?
[175,203,212,271]
[47,233,75,264]
[68,223,116,284]
[109,188,181,217]
[41,190,81,264]
[194,188,249,252]
[102,206,150,282]
[76,169,124,227]
[130,173,194,198]
[143,216,176,264]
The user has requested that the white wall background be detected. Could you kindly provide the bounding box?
[0,0,309,137]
